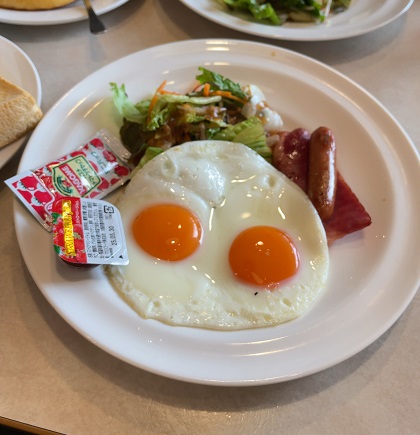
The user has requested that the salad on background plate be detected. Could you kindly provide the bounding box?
[219,0,351,25]
[178,0,415,41]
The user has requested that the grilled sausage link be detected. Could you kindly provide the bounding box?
[307,127,337,221]
[271,128,310,193]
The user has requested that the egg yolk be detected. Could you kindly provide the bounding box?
[229,226,299,287]
[132,203,202,261]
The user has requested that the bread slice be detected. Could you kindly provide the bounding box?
[0,76,43,149]
[0,0,74,10]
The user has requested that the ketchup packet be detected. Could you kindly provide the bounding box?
[6,129,133,231]
[52,197,129,267]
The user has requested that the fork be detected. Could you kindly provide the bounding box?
[83,0,107,35]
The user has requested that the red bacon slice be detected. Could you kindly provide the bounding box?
[270,129,371,244]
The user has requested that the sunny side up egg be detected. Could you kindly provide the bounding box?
[105,141,329,330]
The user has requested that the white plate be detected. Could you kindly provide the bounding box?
[14,39,420,385]
[0,36,42,170]
[0,0,129,25]
[179,0,414,41]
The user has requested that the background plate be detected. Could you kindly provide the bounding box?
[0,0,129,25]
[179,0,414,41]
[14,39,420,385]
[0,36,42,170]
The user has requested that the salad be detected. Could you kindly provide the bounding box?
[219,0,352,25]
[111,67,282,167]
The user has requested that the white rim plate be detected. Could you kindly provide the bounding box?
[15,39,420,386]
[179,0,414,41]
[0,0,129,25]
[0,36,42,170]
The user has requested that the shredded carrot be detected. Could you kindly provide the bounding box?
[212,90,248,104]
[147,80,167,123]
[200,84,247,103]
[160,89,181,95]
[203,83,211,97]
[147,80,247,125]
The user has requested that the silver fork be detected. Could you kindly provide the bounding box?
[83,0,107,35]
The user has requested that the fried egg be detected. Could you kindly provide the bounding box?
[106,141,329,330]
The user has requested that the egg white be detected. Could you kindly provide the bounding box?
[105,141,329,330]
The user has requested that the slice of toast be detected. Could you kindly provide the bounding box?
[0,76,43,149]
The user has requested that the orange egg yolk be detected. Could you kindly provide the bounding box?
[132,203,202,261]
[229,226,299,287]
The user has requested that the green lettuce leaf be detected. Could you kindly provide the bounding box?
[147,93,223,131]
[196,67,248,100]
[138,147,164,168]
[213,116,272,161]
[221,0,337,24]
[223,0,281,24]
[110,82,148,124]
[161,94,222,105]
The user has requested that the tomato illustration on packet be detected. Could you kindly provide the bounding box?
[5,129,133,231]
